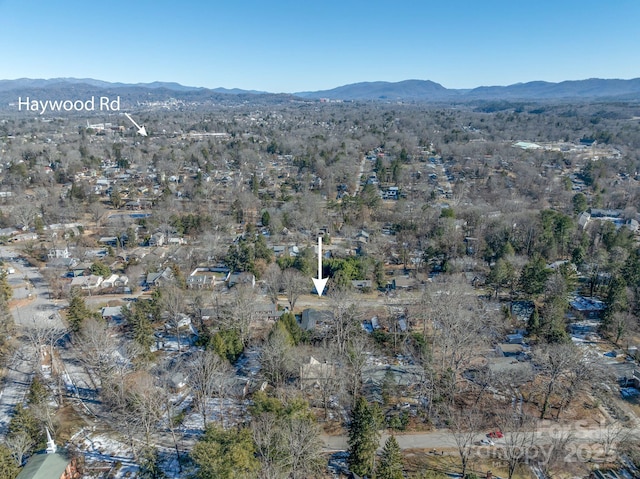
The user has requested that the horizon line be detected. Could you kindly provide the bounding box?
[2,76,640,94]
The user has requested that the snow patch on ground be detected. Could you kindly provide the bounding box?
[75,431,188,479]
[76,432,138,479]
[180,396,251,433]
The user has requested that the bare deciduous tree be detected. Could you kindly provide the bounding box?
[77,317,119,391]
[285,417,323,479]
[251,413,288,479]
[532,343,592,420]
[329,290,362,357]
[6,431,33,466]
[539,428,575,478]
[497,413,537,479]
[263,263,282,306]
[260,324,295,387]
[189,350,232,428]
[450,411,484,478]
[126,372,166,448]
[22,313,66,372]
[251,411,323,479]
[229,284,257,345]
[597,420,634,461]
[280,268,306,311]
[161,284,187,351]
[342,336,370,406]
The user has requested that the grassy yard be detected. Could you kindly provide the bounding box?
[403,448,536,479]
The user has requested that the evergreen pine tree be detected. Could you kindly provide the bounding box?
[279,312,304,345]
[66,289,94,333]
[376,436,404,479]
[602,274,628,334]
[138,446,167,479]
[0,445,19,479]
[348,396,382,477]
[519,255,551,296]
[527,306,540,335]
[0,270,12,303]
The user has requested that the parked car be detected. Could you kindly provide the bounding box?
[487,430,503,438]
[480,438,495,446]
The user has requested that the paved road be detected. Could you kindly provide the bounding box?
[322,430,456,451]
[0,248,44,435]
[0,346,35,436]
[0,247,94,436]
[321,421,640,453]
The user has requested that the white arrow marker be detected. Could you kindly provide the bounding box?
[312,236,328,297]
[124,113,147,136]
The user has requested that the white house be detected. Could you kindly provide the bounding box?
[70,274,103,290]
[48,247,70,259]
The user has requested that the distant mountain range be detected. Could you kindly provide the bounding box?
[0,78,202,93]
[0,78,268,95]
[296,78,640,101]
[1,77,639,109]
[295,79,450,100]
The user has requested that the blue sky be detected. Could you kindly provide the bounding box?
[1,0,639,92]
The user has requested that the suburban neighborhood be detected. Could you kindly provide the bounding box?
[0,81,638,479]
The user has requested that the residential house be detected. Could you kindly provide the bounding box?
[590,209,622,218]
[396,316,408,332]
[382,186,399,200]
[149,232,165,247]
[570,296,606,320]
[198,308,219,321]
[513,141,542,150]
[98,237,119,247]
[48,247,70,259]
[228,272,256,288]
[12,232,38,242]
[69,274,103,290]
[496,343,525,358]
[101,306,124,322]
[169,372,188,392]
[145,267,174,288]
[187,267,230,289]
[389,276,418,290]
[505,333,525,345]
[186,273,214,289]
[47,256,78,270]
[578,212,591,229]
[0,227,18,237]
[511,301,535,322]
[580,209,639,232]
[300,308,333,332]
[125,199,151,210]
[253,303,284,321]
[351,280,373,290]
[300,356,335,388]
[355,230,370,244]
[70,262,92,278]
[371,316,380,330]
[101,274,129,289]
